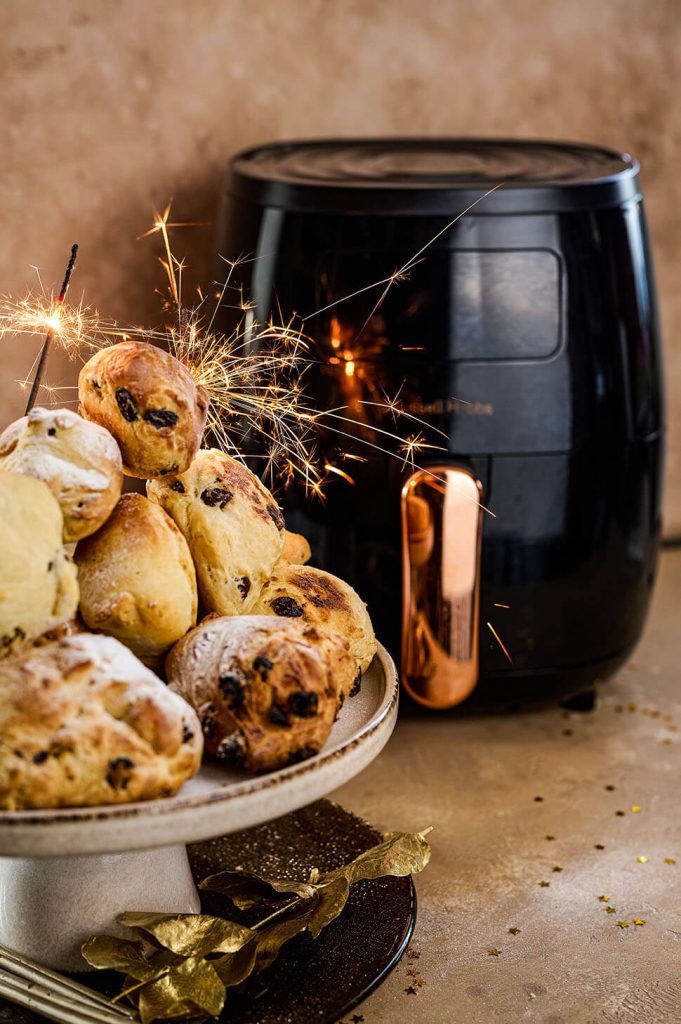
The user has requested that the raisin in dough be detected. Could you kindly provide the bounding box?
[147,449,285,616]
[251,564,377,673]
[0,633,202,809]
[166,615,351,772]
[78,340,209,478]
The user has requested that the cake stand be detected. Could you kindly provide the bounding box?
[0,645,398,970]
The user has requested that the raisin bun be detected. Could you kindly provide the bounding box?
[75,493,198,666]
[251,565,377,673]
[78,340,209,478]
[0,633,202,809]
[147,449,285,616]
[275,530,312,568]
[166,615,352,773]
[0,471,79,659]
[0,407,123,542]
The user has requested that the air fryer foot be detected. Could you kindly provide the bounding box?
[560,688,597,713]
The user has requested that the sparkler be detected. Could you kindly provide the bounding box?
[0,186,500,502]
[23,244,78,414]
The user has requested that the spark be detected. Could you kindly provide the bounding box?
[324,464,356,485]
[487,622,513,663]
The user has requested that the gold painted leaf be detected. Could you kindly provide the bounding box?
[305,877,350,939]
[322,830,432,885]
[213,938,259,987]
[200,870,317,906]
[81,935,157,982]
[137,956,224,1024]
[118,912,255,957]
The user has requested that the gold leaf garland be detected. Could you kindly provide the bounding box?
[82,828,432,1024]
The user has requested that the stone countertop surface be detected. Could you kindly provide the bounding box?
[332,548,681,1024]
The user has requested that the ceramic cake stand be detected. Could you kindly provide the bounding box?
[0,645,398,971]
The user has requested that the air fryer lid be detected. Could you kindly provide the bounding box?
[228,138,640,214]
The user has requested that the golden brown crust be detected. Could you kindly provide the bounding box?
[275,530,312,568]
[0,407,123,542]
[75,493,198,665]
[78,341,209,479]
[0,634,202,809]
[251,565,377,673]
[147,449,285,616]
[0,471,79,660]
[166,615,343,773]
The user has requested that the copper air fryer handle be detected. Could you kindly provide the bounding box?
[401,466,484,709]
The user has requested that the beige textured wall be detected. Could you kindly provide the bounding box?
[2,0,681,526]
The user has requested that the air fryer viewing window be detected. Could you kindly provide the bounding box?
[313,249,561,362]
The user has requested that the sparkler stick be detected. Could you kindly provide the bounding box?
[24,244,78,414]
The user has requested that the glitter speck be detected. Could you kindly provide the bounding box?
[605,785,616,791]
[508,927,521,935]
[595,844,606,850]
[631,805,641,813]
[552,866,563,872]
[615,811,625,817]
[488,949,500,957]
[636,856,648,863]
[534,796,544,803]
[665,858,676,865]
[616,921,629,928]
[538,881,550,887]
[545,835,556,841]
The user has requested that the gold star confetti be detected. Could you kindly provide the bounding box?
[606,907,616,914]
[636,856,648,863]
[662,738,673,745]
[631,806,641,813]
[405,985,418,994]
[552,866,563,873]
[664,858,676,865]
[545,835,556,841]
[538,881,550,887]
[508,927,521,935]
[627,704,637,712]
[616,921,629,928]
[595,844,606,850]
[488,949,500,957]
[633,919,646,926]
[598,895,611,902]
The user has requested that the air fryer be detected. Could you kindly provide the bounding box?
[214,138,664,709]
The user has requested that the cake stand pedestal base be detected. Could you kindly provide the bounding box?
[0,844,199,971]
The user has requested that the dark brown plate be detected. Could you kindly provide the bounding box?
[0,799,416,1024]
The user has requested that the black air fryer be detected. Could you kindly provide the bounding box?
[216,138,664,709]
